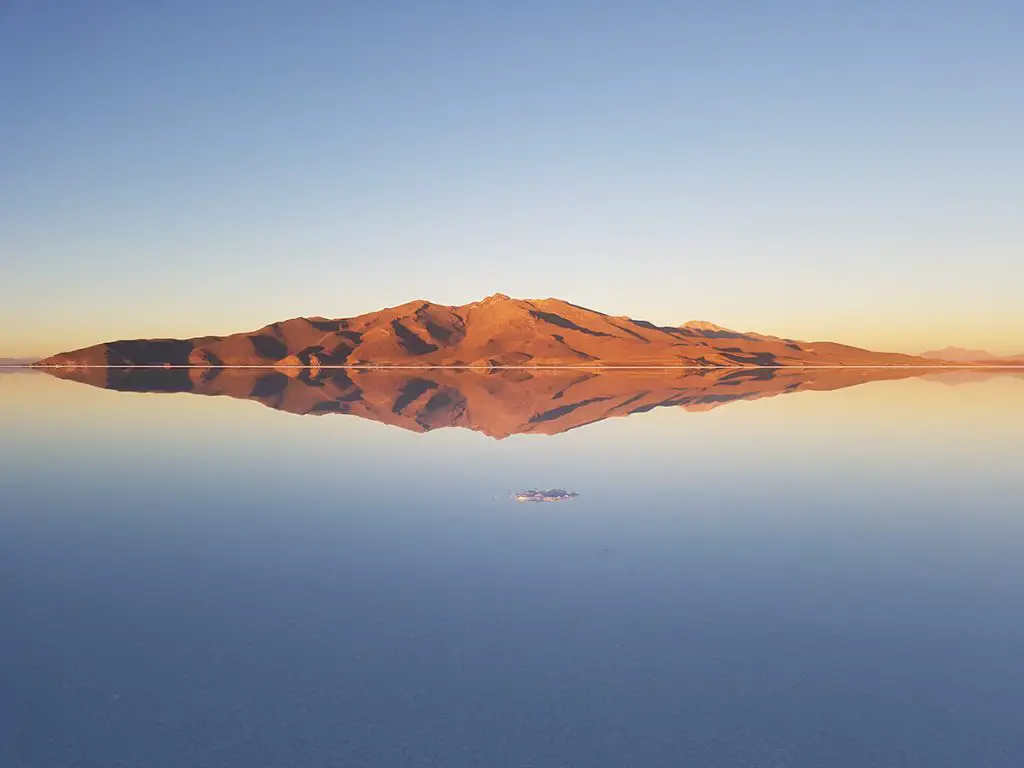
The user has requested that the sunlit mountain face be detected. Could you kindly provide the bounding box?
[36,294,933,369]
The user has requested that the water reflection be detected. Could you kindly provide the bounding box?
[5,366,1024,767]
[37,365,973,437]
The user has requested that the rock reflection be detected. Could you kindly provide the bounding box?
[43,365,943,438]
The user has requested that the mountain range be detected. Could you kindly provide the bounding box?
[918,347,1024,363]
[37,294,939,368]
[43,365,949,439]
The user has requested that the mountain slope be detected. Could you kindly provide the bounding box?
[920,347,1023,362]
[37,294,932,368]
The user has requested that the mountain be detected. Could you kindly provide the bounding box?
[42,365,939,439]
[919,347,1024,363]
[0,357,39,365]
[36,295,932,368]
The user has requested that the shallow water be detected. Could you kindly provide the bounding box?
[2,368,1023,767]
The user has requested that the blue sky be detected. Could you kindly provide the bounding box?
[2,0,1022,356]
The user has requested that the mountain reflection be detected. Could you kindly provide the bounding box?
[44,366,938,438]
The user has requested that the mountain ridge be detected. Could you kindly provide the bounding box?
[919,346,1024,363]
[35,294,950,369]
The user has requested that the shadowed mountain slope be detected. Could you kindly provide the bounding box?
[43,365,955,439]
[37,295,933,368]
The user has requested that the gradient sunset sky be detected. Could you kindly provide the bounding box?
[2,1,1022,358]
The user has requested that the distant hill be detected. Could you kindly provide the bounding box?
[0,357,39,365]
[36,294,933,368]
[919,347,1024,363]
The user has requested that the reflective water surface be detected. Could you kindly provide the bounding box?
[2,368,1023,767]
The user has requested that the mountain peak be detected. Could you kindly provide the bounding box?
[465,293,521,310]
[682,320,735,332]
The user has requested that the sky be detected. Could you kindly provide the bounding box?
[2,0,1022,358]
